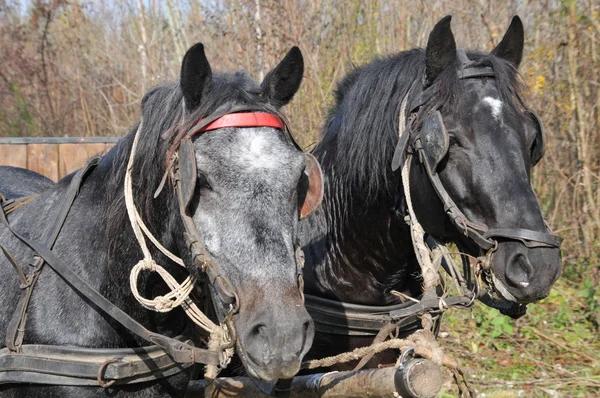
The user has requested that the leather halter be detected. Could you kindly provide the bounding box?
[395,49,562,254]
[168,106,306,314]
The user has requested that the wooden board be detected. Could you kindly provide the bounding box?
[0,144,27,168]
[26,143,59,181]
[58,143,107,178]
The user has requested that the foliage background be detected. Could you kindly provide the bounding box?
[0,0,598,395]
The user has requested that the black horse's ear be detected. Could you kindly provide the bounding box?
[181,43,212,110]
[491,16,524,68]
[425,15,456,84]
[261,46,304,107]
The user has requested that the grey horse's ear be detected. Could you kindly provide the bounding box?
[491,16,524,69]
[260,47,304,108]
[425,15,457,84]
[181,43,212,110]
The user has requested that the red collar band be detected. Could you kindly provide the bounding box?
[193,112,285,135]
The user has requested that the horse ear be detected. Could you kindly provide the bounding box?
[261,46,304,107]
[180,43,212,111]
[491,16,524,68]
[425,15,456,84]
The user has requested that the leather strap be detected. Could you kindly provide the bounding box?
[303,294,471,337]
[484,228,562,248]
[0,242,27,287]
[3,157,101,352]
[3,229,221,365]
[457,67,495,79]
[0,343,193,386]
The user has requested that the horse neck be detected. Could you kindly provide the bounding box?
[300,158,422,306]
[20,151,189,342]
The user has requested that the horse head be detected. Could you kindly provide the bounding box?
[134,44,321,380]
[407,16,561,307]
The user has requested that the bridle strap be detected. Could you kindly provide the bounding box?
[404,49,563,253]
[457,67,495,79]
[484,228,562,248]
[192,112,285,134]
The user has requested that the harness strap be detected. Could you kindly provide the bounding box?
[0,242,27,287]
[484,228,562,248]
[0,160,221,367]
[0,343,193,386]
[1,196,37,216]
[2,158,101,352]
[4,224,222,365]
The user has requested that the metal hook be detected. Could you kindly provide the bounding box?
[97,358,119,388]
[398,347,416,369]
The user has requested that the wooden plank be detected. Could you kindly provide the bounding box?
[27,143,59,181]
[58,143,107,179]
[0,144,27,168]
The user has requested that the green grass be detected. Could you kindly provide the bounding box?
[436,278,600,397]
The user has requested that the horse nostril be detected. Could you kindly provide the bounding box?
[303,321,310,334]
[252,324,266,337]
[506,253,534,288]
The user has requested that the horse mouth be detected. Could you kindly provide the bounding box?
[489,271,518,302]
[235,342,280,382]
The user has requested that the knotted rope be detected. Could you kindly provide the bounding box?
[124,120,232,376]
[302,313,475,397]
[302,330,452,370]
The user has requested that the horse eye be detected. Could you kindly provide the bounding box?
[448,134,460,147]
[197,173,212,190]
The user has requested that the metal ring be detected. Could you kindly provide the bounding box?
[398,347,415,369]
[97,358,119,388]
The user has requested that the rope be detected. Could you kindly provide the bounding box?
[302,322,476,397]
[124,120,231,370]
[301,330,453,370]
[397,96,440,293]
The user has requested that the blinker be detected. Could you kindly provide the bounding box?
[418,111,449,172]
[300,153,324,219]
[177,138,197,215]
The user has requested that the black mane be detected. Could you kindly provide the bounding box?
[316,49,525,207]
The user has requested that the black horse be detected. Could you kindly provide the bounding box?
[0,43,319,396]
[299,16,562,369]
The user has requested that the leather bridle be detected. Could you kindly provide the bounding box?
[392,49,562,256]
[167,105,322,317]
[391,49,562,313]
